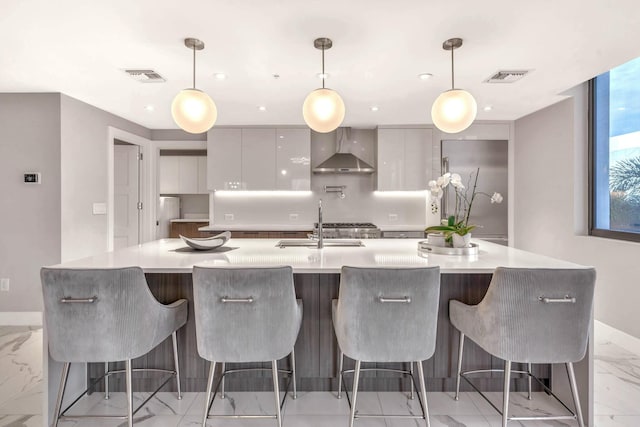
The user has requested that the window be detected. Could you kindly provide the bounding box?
[590,57,640,242]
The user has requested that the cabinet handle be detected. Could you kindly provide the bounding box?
[379,296,411,303]
[221,296,254,303]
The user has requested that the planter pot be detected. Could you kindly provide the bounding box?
[426,233,446,247]
[452,233,472,248]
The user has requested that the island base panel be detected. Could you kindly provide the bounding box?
[87,273,549,393]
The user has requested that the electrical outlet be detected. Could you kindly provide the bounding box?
[388,214,398,222]
[289,213,299,221]
[224,213,234,221]
[0,278,9,292]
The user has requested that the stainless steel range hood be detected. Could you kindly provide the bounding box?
[312,128,375,174]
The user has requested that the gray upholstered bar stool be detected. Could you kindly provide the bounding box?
[333,266,441,427]
[41,267,188,427]
[450,267,596,427]
[193,266,302,427]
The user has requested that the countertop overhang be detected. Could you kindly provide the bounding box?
[51,238,586,274]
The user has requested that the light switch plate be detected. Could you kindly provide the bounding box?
[0,278,9,292]
[388,214,398,222]
[92,202,107,215]
[289,213,299,221]
[224,213,234,221]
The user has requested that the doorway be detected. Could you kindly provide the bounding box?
[113,140,141,249]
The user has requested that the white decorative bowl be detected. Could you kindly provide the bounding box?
[179,231,231,251]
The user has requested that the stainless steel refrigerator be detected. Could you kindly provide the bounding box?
[441,139,508,245]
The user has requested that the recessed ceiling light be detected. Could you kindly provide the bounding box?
[258,106,267,111]
[144,105,155,112]
[213,73,227,80]
[418,73,433,80]
[273,74,280,79]
[370,106,379,112]
[617,106,626,111]
[483,105,493,112]
[316,72,329,79]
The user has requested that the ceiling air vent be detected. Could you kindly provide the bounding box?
[484,70,531,83]
[124,69,166,83]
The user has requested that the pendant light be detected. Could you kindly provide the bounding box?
[171,38,217,134]
[303,37,345,133]
[431,38,477,134]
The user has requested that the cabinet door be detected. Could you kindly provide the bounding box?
[276,128,311,190]
[197,156,207,194]
[376,128,404,191]
[178,156,199,193]
[207,128,242,190]
[404,128,433,190]
[159,156,180,194]
[242,129,276,190]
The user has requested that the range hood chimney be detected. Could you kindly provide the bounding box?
[312,128,375,174]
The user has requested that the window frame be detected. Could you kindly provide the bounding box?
[588,78,640,243]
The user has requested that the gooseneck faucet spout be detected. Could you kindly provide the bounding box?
[317,199,324,249]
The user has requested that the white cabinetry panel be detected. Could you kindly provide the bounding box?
[377,128,433,191]
[197,156,207,194]
[242,128,276,190]
[159,156,180,194]
[160,155,207,194]
[276,128,311,191]
[207,128,242,190]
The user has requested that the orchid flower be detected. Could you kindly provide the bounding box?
[490,192,503,204]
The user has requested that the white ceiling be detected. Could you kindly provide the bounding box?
[2,0,640,130]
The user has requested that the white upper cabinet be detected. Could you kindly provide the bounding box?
[159,155,208,194]
[242,128,276,190]
[197,156,207,194]
[207,128,242,190]
[276,128,311,191]
[207,127,310,191]
[377,128,433,191]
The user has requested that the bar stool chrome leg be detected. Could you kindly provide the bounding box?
[349,360,361,427]
[220,362,226,399]
[416,360,431,427]
[455,332,465,400]
[202,361,216,427]
[104,362,110,399]
[502,360,511,427]
[126,359,133,427]
[567,362,585,427]
[527,362,532,400]
[410,361,415,400]
[272,360,282,427]
[172,332,182,400]
[52,362,70,427]
[290,349,297,399]
[337,350,344,399]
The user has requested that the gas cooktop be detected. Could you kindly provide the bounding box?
[314,222,378,229]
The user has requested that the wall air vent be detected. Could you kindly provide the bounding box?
[484,70,531,83]
[124,69,166,83]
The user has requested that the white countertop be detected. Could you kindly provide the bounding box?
[170,219,209,223]
[51,238,586,274]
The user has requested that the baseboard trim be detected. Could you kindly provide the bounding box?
[0,311,42,326]
[595,319,640,356]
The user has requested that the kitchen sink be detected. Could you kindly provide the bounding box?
[276,239,364,248]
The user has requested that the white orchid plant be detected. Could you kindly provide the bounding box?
[426,168,503,239]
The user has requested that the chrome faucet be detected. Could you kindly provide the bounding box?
[317,199,324,249]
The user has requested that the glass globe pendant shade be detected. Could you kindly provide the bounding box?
[431,89,477,134]
[302,88,345,133]
[171,88,217,134]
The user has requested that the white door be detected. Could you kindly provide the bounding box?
[114,144,140,249]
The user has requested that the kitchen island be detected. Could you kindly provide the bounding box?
[52,238,592,423]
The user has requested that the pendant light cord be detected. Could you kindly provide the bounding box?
[450,45,455,90]
[192,45,196,89]
[321,45,326,89]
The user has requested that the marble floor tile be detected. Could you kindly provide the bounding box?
[484,414,577,426]
[65,391,198,417]
[594,415,640,426]
[387,414,492,427]
[179,413,387,427]
[187,391,288,417]
[377,391,481,417]
[468,391,572,419]
[282,390,350,415]
[0,327,42,416]
[0,414,42,427]
[594,373,640,416]
[56,414,183,427]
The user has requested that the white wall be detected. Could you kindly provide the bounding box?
[514,84,640,339]
[60,95,150,262]
[0,93,61,312]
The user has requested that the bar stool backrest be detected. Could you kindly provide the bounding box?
[334,266,440,363]
[475,267,596,363]
[41,267,177,363]
[192,266,302,363]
